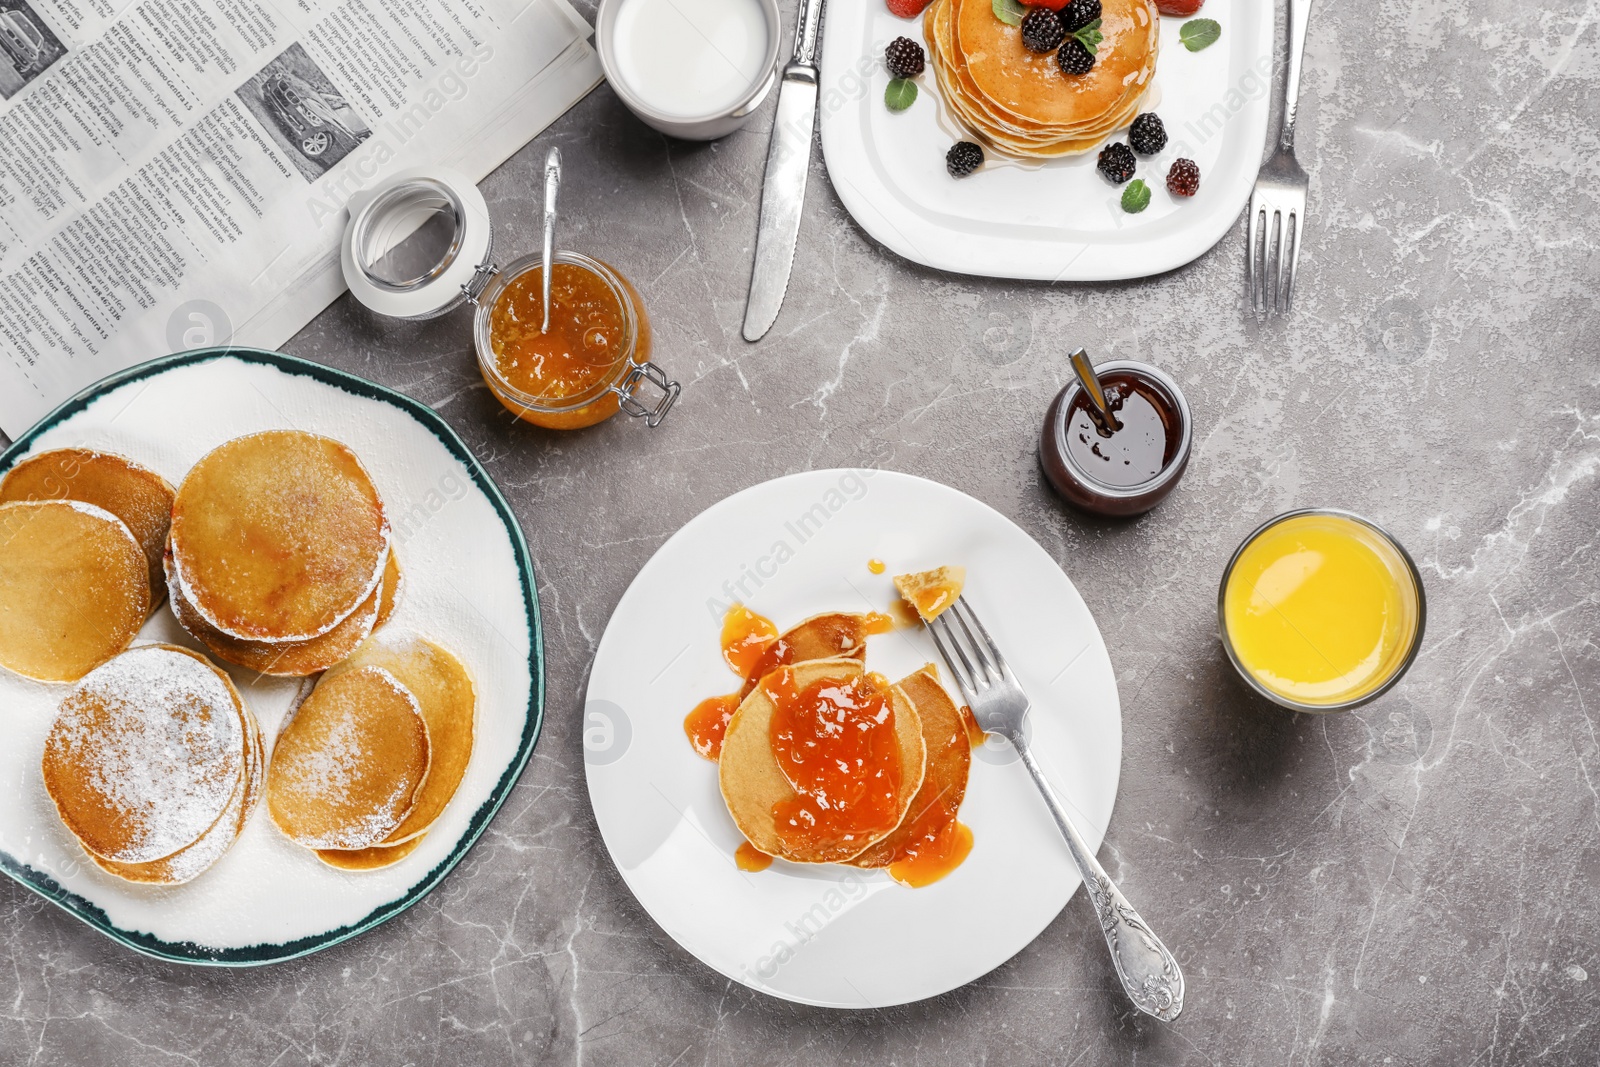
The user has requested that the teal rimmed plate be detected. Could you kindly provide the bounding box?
[0,348,543,965]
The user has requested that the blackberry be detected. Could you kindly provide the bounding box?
[1128,113,1167,155]
[1057,37,1095,75]
[946,140,984,178]
[1020,7,1065,53]
[884,36,925,78]
[1096,142,1136,184]
[1166,158,1200,196]
[1061,0,1101,32]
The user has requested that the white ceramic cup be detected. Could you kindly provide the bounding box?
[596,0,781,141]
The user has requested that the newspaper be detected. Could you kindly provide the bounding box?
[0,0,603,437]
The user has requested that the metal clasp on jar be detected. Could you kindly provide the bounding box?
[614,361,680,427]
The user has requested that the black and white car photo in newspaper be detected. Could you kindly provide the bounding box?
[235,42,373,181]
[0,0,65,101]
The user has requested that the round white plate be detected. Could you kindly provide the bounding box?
[818,0,1273,280]
[0,349,543,965]
[584,469,1121,1007]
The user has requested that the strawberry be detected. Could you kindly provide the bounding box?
[1031,0,1073,10]
[1155,0,1203,15]
[887,0,933,17]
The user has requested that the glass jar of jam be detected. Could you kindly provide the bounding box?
[1038,360,1191,517]
[340,167,678,429]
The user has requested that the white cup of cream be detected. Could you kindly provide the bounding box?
[597,0,781,141]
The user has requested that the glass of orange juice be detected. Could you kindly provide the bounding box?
[1218,510,1426,712]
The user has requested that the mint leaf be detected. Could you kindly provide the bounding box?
[992,0,1026,27]
[885,77,918,111]
[1179,18,1221,51]
[1071,17,1103,54]
[1121,179,1151,213]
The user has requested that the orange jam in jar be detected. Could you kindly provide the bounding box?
[474,251,678,430]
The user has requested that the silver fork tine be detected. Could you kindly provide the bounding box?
[1283,209,1302,312]
[952,598,1012,678]
[1247,203,1262,313]
[928,615,979,699]
[949,602,1001,685]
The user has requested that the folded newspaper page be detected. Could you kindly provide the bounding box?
[0,0,603,437]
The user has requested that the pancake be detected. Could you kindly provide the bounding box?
[925,0,1158,158]
[738,610,876,697]
[374,550,404,630]
[848,666,973,870]
[42,644,246,864]
[316,834,427,871]
[0,449,176,608]
[91,669,261,885]
[719,659,925,864]
[324,633,475,844]
[0,501,150,682]
[169,431,390,643]
[267,665,431,850]
[165,545,401,676]
[894,566,967,622]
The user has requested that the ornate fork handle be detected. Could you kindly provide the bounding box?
[1014,738,1185,1021]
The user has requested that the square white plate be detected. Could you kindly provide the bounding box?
[818,0,1273,280]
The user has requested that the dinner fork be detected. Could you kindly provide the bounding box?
[1247,0,1314,314]
[929,597,1185,1022]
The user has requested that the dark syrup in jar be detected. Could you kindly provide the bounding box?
[1065,378,1180,488]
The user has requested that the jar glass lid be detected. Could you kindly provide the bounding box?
[340,168,493,321]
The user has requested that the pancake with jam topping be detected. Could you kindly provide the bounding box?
[169,431,391,644]
[895,566,966,622]
[0,500,150,682]
[42,644,246,864]
[718,658,925,864]
[267,665,431,850]
[166,549,403,677]
[848,666,975,884]
[0,449,176,608]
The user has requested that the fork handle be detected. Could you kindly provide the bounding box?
[1013,737,1185,1022]
[1279,0,1314,151]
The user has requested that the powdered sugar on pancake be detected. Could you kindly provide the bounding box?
[43,646,244,864]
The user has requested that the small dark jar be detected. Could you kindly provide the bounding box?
[1039,360,1192,518]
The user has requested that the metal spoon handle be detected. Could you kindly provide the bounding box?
[1069,347,1121,433]
[1014,737,1185,1022]
[541,146,562,333]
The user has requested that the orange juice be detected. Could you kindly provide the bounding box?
[1221,512,1423,709]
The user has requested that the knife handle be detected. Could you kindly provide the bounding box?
[789,0,826,70]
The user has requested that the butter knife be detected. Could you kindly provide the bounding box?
[741,0,827,342]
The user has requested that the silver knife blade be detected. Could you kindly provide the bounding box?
[742,75,817,342]
[742,0,827,342]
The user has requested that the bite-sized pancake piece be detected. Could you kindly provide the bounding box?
[894,566,967,622]
[42,644,245,863]
[165,546,399,676]
[0,449,176,608]
[169,431,390,643]
[719,659,925,864]
[325,633,475,843]
[0,501,150,682]
[316,834,427,871]
[91,686,262,885]
[849,666,973,873]
[268,665,431,850]
[738,611,880,697]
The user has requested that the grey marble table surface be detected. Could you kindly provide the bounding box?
[4,0,1599,1062]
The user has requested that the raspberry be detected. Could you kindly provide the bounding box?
[1155,0,1203,14]
[1062,0,1101,31]
[1096,142,1136,184]
[886,0,933,18]
[1020,8,1065,53]
[1057,37,1095,75]
[946,140,984,178]
[1166,158,1200,196]
[884,37,925,77]
[1128,113,1166,155]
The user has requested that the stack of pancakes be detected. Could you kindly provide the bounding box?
[715,609,975,876]
[42,644,264,885]
[5,433,477,881]
[925,0,1159,157]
